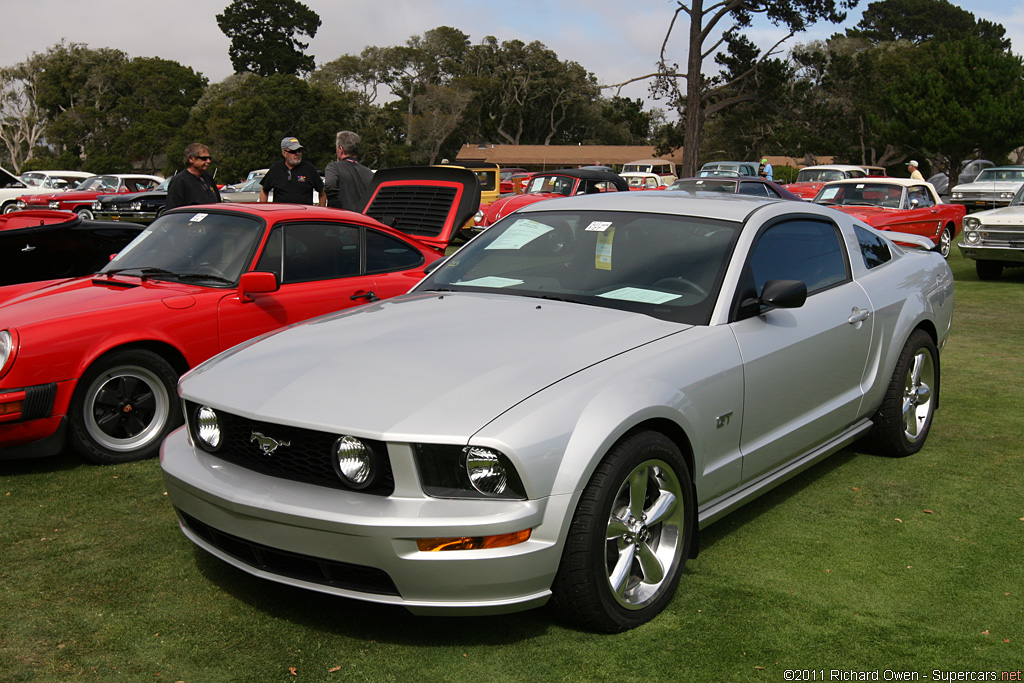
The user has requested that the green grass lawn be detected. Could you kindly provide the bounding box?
[2,247,1022,682]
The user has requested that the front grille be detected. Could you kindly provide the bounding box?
[177,509,401,596]
[979,226,1024,247]
[185,401,394,495]
[364,185,457,237]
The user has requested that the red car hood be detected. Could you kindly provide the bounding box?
[484,192,561,224]
[0,276,202,327]
[830,206,893,222]
[786,182,823,199]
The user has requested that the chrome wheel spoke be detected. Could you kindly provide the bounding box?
[606,514,629,541]
[643,489,677,527]
[608,543,636,597]
[628,467,649,519]
[636,540,665,585]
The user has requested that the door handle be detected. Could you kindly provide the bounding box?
[848,307,871,324]
[22,244,36,252]
[350,290,379,302]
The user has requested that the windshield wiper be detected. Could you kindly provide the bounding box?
[175,273,235,285]
[102,266,178,281]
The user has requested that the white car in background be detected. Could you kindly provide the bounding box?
[949,166,1024,212]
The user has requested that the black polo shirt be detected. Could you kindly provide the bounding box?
[165,170,221,210]
[260,159,324,205]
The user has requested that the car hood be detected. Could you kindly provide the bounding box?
[785,181,823,198]
[972,205,1024,223]
[0,276,199,326]
[486,193,559,223]
[952,180,1024,192]
[831,206,895,221]
[182,291,688,440]
[98,189,167,205]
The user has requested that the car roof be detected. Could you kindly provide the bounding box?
[824,177,928,188]
[800,164,866,172]
[624,159,675,165]
[513,186,803,223]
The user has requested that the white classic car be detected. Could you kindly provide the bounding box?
[958,183,1024,279]
[949,166,1024,211]
[162,191,954,632]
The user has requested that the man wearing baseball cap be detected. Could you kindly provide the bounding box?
[758,157,773,181]
[907,159,924,180]
[259,136,326,205]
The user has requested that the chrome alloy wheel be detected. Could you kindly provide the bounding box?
[902,347,935,443]
[82,364,171,453]
[938,226,952,258]
[604,459,687,609]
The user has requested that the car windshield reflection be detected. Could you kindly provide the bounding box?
[101,211,263,286]
[815,183,906,208]
[417,210,739,324]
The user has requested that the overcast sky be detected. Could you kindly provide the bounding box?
[3,0,1022,113]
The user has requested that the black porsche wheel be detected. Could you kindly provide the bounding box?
[552,431,694,632]
[69,349,182,464]
[866,330,938,458]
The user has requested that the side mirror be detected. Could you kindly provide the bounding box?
[739,279,807,317]
[238,271,279,303]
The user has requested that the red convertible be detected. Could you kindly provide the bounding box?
[0,167,478,464]
[12,174,164,220]
[813,178,965,257]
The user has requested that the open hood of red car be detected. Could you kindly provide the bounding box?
[361,166,480,252]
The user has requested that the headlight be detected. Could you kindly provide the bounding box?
[474,209,484,222]
[1000,192,1015,199]
[951,192,962,199]
[332,435,377,489]
[413,444,526,499]
[193,405,223,450]
[92,201,102,210]
[48,201,60,209]
[964,230,980,244]
[0,330,15,377]
[131,202,142,211]
[964,216,979,229]
[15,201,26,209]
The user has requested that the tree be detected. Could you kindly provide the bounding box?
[847,0,1010,50]
[408,85,473,164]
[216,0,321,77]
[0,62,48,172]
[629,0,856,176]
[877,36,1024,187]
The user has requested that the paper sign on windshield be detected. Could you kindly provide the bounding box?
[485,219,552,250]
[599,288,681,304]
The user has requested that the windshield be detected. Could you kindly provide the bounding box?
[78,176,120,192]
[975,168,1024,182]
[525,175,577,196]
[1011,185,1024,206]
[796,169,844,183]
[815,183,905,208]
[101,210,264,285]
[416,209,739,324]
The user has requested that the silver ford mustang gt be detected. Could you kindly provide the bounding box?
[161,191,954,632]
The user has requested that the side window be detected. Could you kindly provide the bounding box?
[365,229,424,273]
[746,219,849,296]
[848,170,866,179]
[257,222,361,284]
[909,186,934,207]
[854,225,892,269]
[738,182,771,197]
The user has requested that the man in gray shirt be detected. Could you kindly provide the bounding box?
[324,130,374,211]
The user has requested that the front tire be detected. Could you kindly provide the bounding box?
[2,203,19,214]
[552,431,694,632]
[866,330,938,457]
[937,225,953,258]
[976,260,1003,280]
[76,207,94,220]
[69,349,182,464]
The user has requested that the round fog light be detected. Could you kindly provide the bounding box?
[334,435,374,488]
[195,406,221,449]
[464,447,508,495]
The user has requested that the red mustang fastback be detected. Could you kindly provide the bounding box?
[12,174,164,220]
[0,167,478,463]
[812,178,965,258]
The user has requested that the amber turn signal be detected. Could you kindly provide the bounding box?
[417,528,532,552]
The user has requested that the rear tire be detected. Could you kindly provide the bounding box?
[976,260,1003,280]
[69,349,182,464]
[866,330,938,457]
[552,431,693,632]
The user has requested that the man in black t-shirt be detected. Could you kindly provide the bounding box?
[259,137,326,206]
[165,143,221,210]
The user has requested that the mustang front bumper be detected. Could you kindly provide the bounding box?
[160,427,576,615]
